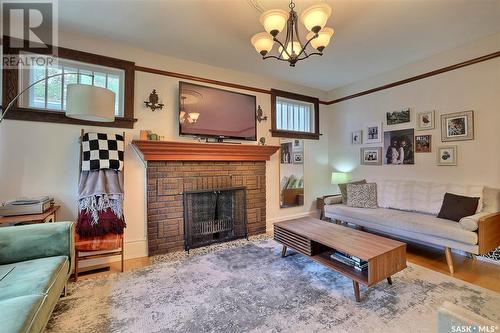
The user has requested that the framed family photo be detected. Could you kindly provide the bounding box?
[417,110,435,130]
[383,128,415,165]
[415,135,432,153]
[364,122,382,144]
[441,110,474,142]
[437,146,457,166]
[351,130,362,144]
[386,108,411,125]
[360,147,382,165]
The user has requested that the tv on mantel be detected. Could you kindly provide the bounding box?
[179,81,257,141]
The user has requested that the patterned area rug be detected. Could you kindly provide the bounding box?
[47,240,500,333]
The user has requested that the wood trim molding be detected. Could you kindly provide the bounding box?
[131,140,280,162]
[326,51,500,105]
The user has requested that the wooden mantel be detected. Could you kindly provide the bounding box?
[131,140,280,162]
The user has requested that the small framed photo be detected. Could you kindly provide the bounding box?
[417,110,435,130]
[293,152,303,164]
[292,139,303,152]
[351,130,362,144]
[415,135,432,153]
[441,110,474,142]
[437,145,457,166]
[360,147,382,165]
[364,122,382,144]
[386,108,411,125]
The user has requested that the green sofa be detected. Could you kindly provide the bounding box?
[0,222,75,333]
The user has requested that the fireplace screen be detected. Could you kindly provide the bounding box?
[183,187,247,251]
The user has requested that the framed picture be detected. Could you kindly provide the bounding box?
[386,108,411,125]
[437,146,457,166]
[360,147,382,165]
[364,122,382,144]
[441,110,474,142]
[417,110,435,130]
[351,130,362,144]
[293,152,303,164]
[415,135,432,153]
[383,128,415,165]
[292,139,303,152]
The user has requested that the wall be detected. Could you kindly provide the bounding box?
[326,33,500,188]
[0,31,331,262]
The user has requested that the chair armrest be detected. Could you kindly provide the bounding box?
[324,195,342,205]
[477,212,500,254]
[0,222,75,267]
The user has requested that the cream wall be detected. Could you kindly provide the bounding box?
[326,33,500,188]
[0,32,331,261]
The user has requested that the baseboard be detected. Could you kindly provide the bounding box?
[266,210,317,234]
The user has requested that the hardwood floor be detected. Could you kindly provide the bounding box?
[77,240,500,293]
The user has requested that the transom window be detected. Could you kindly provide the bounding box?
[18,53,125,116]
[270,89,320,140]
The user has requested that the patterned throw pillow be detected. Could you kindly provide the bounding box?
[346,183,378,209]
[338,179,366,204]
[82,132,124,171]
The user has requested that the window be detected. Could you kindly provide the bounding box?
[19,53,125,116]
[271,89,320,140]
[2,37,136,128]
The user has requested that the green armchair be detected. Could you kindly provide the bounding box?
[0,222,75,333]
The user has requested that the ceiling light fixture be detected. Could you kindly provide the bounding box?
[251,0,334,67]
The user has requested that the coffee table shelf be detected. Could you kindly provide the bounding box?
[312,250,369,285]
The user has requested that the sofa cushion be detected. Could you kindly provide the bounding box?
[0,256,69,301]
[482,187,500,213]
[376,180,483,215]
[459,212,492,232]
[0,295,46,333]
[324,204,478,245]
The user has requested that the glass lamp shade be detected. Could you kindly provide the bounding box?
[278,42,303,60]
[259,9,288,36]
[300,3,332,33]
[331,172,349,184]
[189,112,200,122]
[66,84,115,122]
[307,27,334,51]
[251,32,274,55]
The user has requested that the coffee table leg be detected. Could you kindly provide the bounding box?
[387,277,392,285]
[281,245,287,258]
[352,281,361,302]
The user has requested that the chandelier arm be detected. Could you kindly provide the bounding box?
[273,37,292,59]
[296,35,318,59]
[263,55,290,62]
[296,52,323,61]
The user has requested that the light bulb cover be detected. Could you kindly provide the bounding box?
[300,3,332,33]
[278,42,303,60]
[260,9,288,36]
[307,27,334,51]
[251,32,274,56]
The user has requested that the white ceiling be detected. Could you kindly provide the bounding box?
[58,0,500,91]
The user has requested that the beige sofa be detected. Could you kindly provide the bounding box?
[324,180,500,273]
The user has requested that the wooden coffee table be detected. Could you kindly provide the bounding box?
[273,217,407,302]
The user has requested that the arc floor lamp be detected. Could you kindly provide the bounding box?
[0,72,116,124]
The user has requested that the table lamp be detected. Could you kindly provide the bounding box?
[331,172,349,185]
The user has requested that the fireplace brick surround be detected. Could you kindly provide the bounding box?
[146,161,267,255]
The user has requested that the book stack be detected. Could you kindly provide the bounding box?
[330,251,368,271]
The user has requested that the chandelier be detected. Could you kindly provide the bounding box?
[251,0,333,67]
[179,90,202,124]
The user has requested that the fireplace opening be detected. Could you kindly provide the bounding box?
[183,186,247,251]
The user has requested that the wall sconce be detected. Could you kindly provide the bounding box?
[256,105,268,123]
[144,89,164,112]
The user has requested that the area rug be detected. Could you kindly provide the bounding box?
[47,239,500,333]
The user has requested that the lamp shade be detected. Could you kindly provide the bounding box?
[66,84,115,122]
[278,41,303,60]
[307,27,334,51]
[251,32,274,55]
[300,3,332,33]
[260,9,288,36]
[331,172,349,184]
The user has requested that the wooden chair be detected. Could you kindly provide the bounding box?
[74,129,125,281]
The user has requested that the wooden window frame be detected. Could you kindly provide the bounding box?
[270,88,320,140]
[2,36,137,128]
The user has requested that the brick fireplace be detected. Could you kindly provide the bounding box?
[132,141,280,256]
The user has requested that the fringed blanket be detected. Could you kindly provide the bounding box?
[77,169,126,237]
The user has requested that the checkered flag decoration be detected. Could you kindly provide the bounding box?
[82,133,124,171]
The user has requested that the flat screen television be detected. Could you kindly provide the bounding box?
[179,81,257,141]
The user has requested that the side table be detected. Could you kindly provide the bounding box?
[0,205,60,225]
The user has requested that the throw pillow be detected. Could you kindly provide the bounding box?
[82,132,124,171]
[437,193,480,222]
[346,183,378,209]
[338,179,366,204]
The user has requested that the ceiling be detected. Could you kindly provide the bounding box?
[58,0,500,91]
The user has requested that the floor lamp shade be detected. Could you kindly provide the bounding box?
[66,84,116,122]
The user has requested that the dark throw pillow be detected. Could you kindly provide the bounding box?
[437,193,480,222]
[338,179,366,204]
